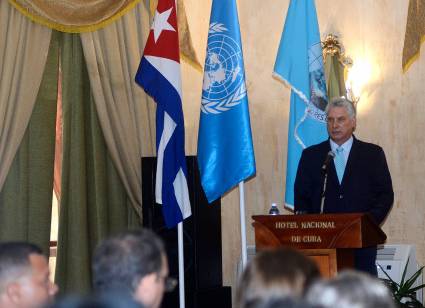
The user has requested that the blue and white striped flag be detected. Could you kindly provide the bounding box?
[135,0,191,228]
[197,0,256,203]
[273,0,328,209]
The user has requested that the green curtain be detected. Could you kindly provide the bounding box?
[324,54,347,101]
[55,32,140,295]
[0,32,59,255]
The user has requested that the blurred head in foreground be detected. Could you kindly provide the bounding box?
[92,229,172,308]
[237,247,320,308]
[0,242,58,308]
[305,270,396,308]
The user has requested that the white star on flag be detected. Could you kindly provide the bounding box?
[152,7,175,43]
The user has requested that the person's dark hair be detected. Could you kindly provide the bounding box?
[305,270,396,308]
[0,242,43,293]
[237,247,320,308]
[92,229,165,295]
[48,293,143,308]
[244,296,317,308]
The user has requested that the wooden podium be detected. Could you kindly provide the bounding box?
[252,213,386,278]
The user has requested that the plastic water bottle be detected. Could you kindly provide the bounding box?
[268,203,280,215]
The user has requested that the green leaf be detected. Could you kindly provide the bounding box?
[400,266,424,294]
[408,283,425,293]
[400,256,409,286]
[405,266,424,284]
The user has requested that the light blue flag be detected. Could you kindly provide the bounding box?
[273,0,328,209]
[197,0,256,203]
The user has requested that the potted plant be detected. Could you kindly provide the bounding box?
[378,258,425,308]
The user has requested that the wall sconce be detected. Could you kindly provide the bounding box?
[322,34,360,106]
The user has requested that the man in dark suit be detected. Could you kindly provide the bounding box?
[294,97,394,275]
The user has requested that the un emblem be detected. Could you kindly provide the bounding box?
[307,42,328,123]
[201,23,247,114]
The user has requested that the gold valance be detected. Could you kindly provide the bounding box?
[8,0,141,33]
[402,0,425,72]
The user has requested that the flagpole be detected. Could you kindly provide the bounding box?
[197,0,255,270]
[239,182,248,268]
[178,222,186,308]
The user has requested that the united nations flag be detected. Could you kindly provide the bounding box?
[197,0,256,203]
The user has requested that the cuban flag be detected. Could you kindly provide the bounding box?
[135,0,191,228]
[197,0,256,203]
[273,0,328,209]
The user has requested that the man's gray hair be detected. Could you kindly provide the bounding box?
[92,229,165,295]
[305,270,396,308]
[325,97,356,119]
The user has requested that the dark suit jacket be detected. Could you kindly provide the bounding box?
[294,136,394,225]
[294,136,394,275]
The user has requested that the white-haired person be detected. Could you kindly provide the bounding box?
[305,270,396,308]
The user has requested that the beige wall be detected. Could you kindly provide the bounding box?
[180,0,424,299]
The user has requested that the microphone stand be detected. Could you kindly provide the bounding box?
[320,151,334,214]
[320,170,328,214]
[320,165,328,214]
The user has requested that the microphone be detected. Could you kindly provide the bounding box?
[321,151,335,171]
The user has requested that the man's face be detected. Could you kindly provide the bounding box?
[14,254,58,308]
[327,106,356,145]
[134,254,168,308]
